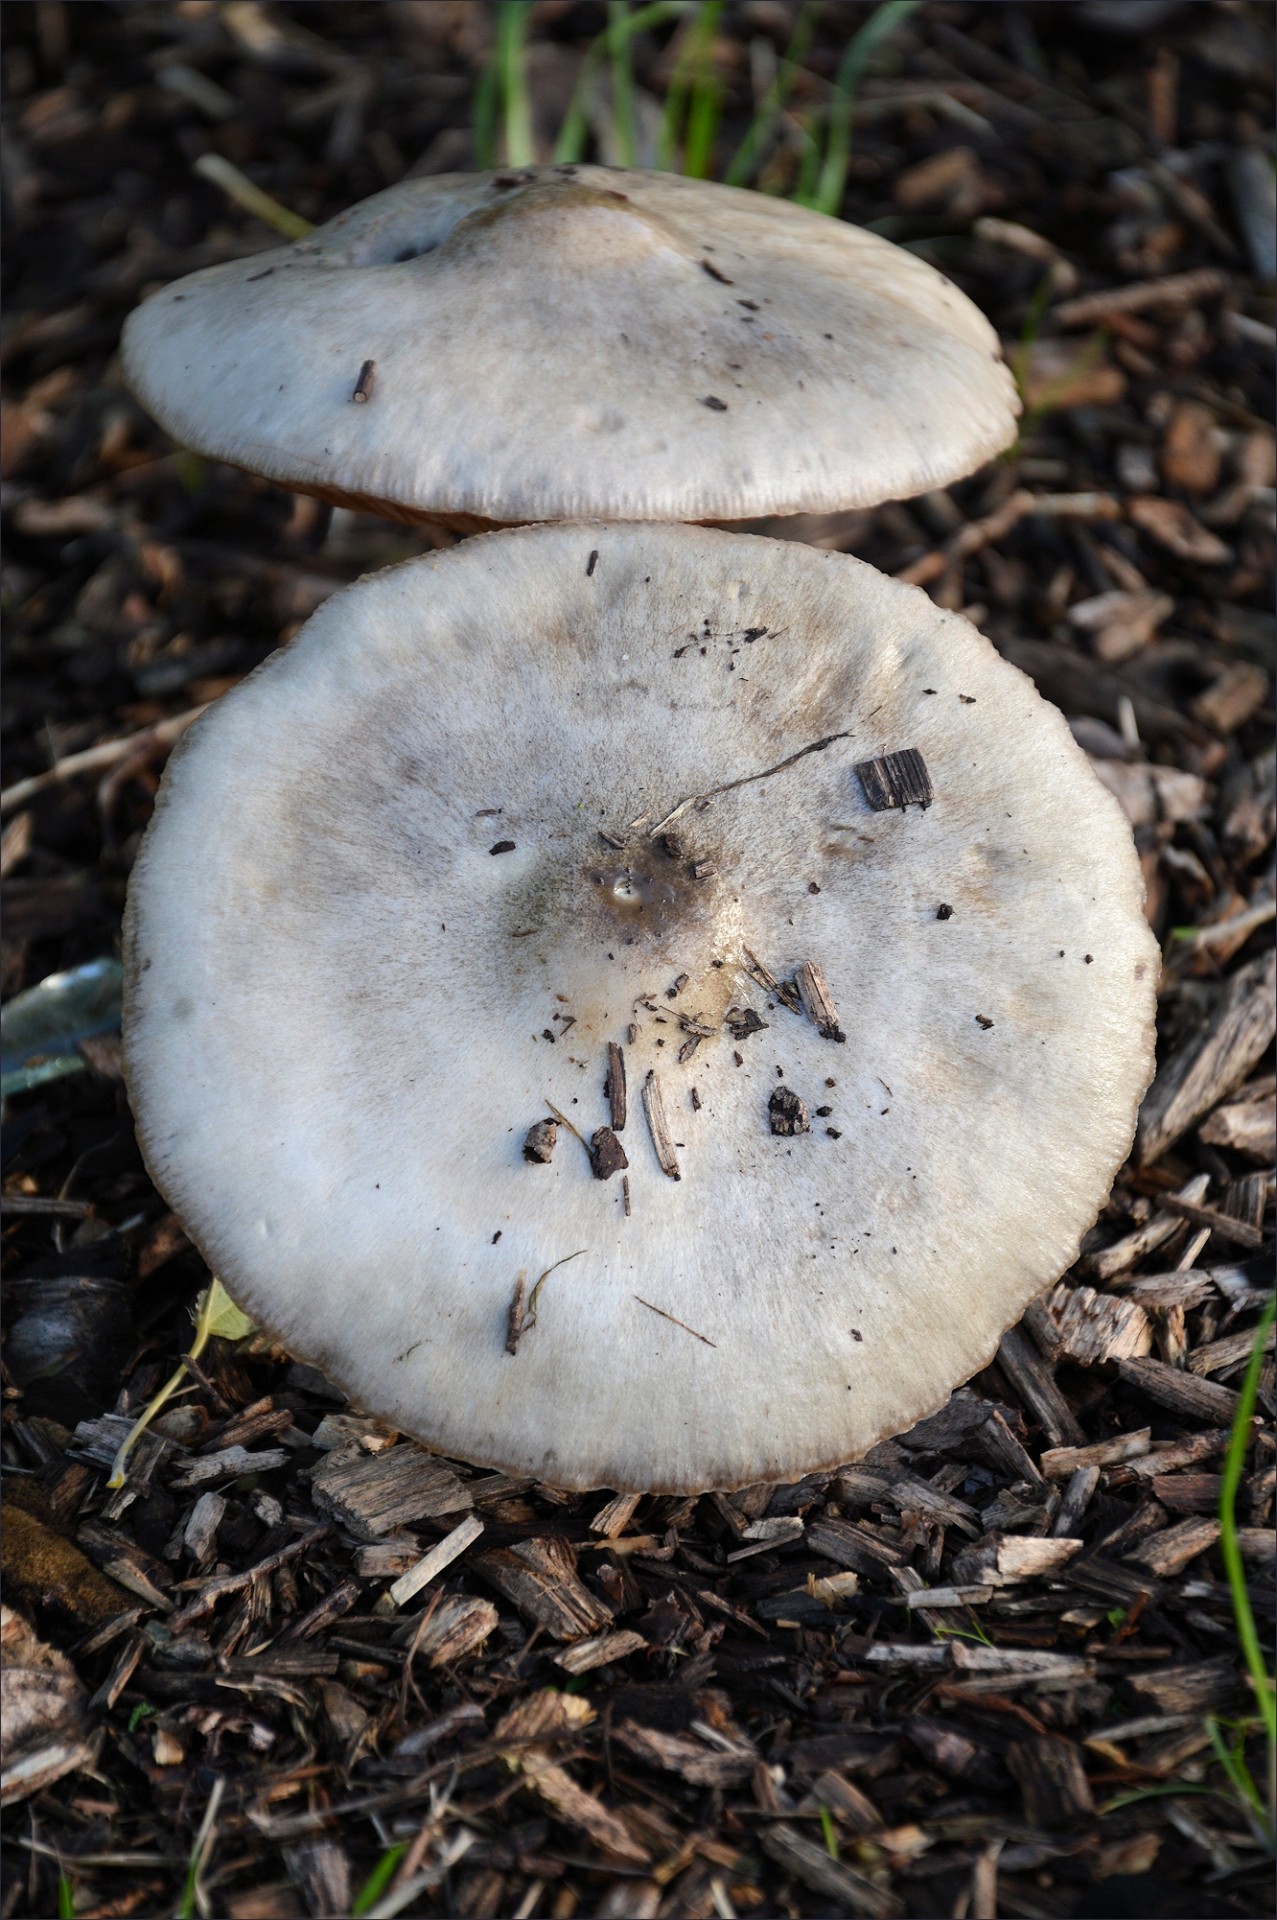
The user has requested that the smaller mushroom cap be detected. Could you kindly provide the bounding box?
[122,166,1019,528]
[123,524,1156,1494]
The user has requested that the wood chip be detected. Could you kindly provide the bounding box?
[1152,1190,1266,1251]
[977,1408,1044,1485]
[1127,1657,1242,1716]
[1131,1516,1221,1576]
[903,1584,992,1609]
[1085,1174,1210,1279]
[0,1607,93,1808]
[310,1413,398,1453]
[383,1513,484,1611]
[947,1644,1096,1694]
[355,1538,420,1580]
[1041,1429,1152,1479]
[1115,1269,1216,1309]
[834,1468,980,1536]
[75,1521,172,1611]
[1189,1320,1276,1376]
[1151,1470,1222,1512]
[1200,1086,1277,1161]
[1007,1737,1094,1827]
[589,1491,641,1538]
[727,1515,805,1560]
[796,1771,883,1833]
[411,1593,499,1667]
[1110,1429,1233,1484]
[795,961,846,1042]
[855,748,933,812]
[170,1445,291,1488]
[808,1517,905,1575]
[1192,660,1271,734]
[309,1446,471,1541]
[183,1491,225,1565]
[604,1041,626,1131]
[286,1842,351,1920]
[553,1630,648,1675]
[1115,1356,1242,1423]
[612,1720,754,1788]
[1052,267,1230,327]
[1053,1465,1101,1537]
[494,1686,595,1748]
[473,1537,612,1641]
[997,1324,1085,1445]
[1035,1282,1153,1365]
[952,1535,1083,1587]
[760,1824,904,1919]
[1068,586,1174,663]
[520,1751,650,1863]
[1140,951,1276,1166]
[641,1070,680,1179]
[1129,495,1228,560]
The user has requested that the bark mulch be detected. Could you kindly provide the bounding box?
[1,5,1274,1917]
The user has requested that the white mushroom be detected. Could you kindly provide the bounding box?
[123,523,1156,1493]
[121,165,1019,529]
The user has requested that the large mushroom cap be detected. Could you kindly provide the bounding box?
[124,524,1155,1493]
[121,166,1019,528]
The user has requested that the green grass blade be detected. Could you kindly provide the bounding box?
[793,116,823,203]
[177,1846,200,1920]
[659,0,724,176]
[498,1,535,167]
[352,1846,407,1919]
[552,42,600,164]
[723,0,816,188]
[1218,1292,1277,1823]
[560,2,684,166]
[657,18,691,171]
[608,1,639,168]
[1206,1716,1264,1821]
[683,64,722,178]
[472,41,501,169]
[58,1876,75,1920]
[808,0,920,217]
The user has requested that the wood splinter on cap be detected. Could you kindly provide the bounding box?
[505,1248,587,1355]
[743,946,801,1013]
[351,358,376,404]
[856,748,933,813]
[604,1041,627,1131]
[795,962,846,1043]
[642,1070,681,1180]
[725,1007,768,1041]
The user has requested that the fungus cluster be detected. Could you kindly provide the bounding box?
[122,167,1157,1494]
